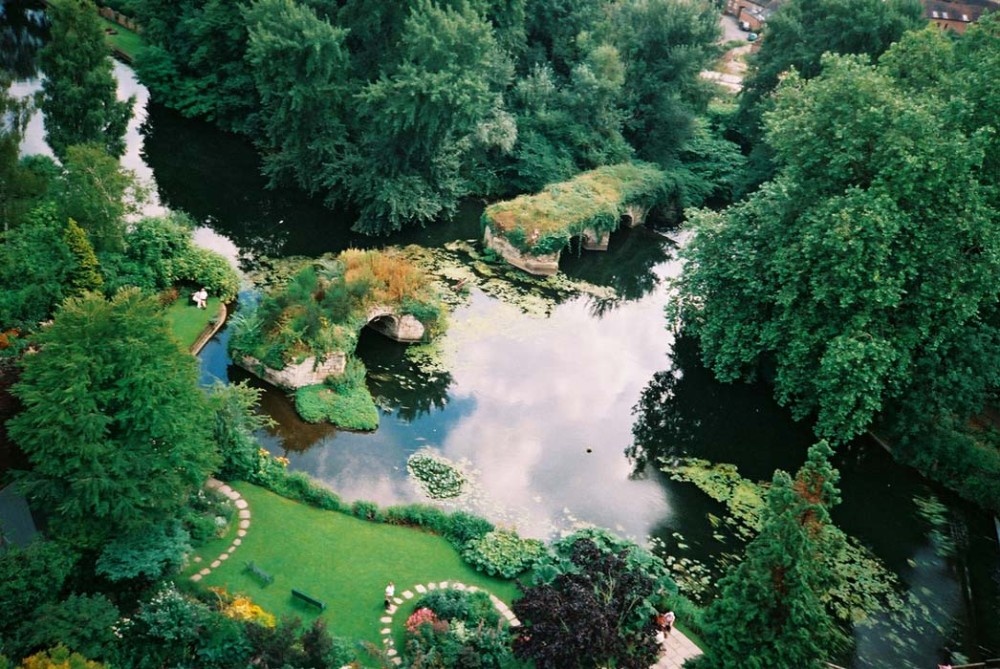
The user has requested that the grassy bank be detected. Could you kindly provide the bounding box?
[164,294,221,350]
[184,484,519,654]
[99,17,143,62]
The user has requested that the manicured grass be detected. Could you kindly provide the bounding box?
[185,484,519,660]
[164,295,221,350]
[99,17,144,62]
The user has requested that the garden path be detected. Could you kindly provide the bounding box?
[189,478,251,582]
[187,480,703,667]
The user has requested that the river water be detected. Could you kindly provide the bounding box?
[10,55,1000,667]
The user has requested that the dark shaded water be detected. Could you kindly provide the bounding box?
[11,55,1000,667]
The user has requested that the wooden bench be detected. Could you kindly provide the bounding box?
[291,588,326,610]
[244,561,274,586]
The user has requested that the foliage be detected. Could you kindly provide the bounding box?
[133,0,257,134]
[7,289,219,548]
[17,645,104,669]
[345,0,516,233]
[16,594,120,663]
[407,451,467,499]
[56,144,142,255]
[413,589,503,628]
[0,541,80,642]
[0,77,36,227]
[295,378,379,430]
[243,0,350,195]
[38,0,133,160]
[62,219,104,296]
[180,487,236,545]
[0,203,76,331]
[672,52,1000,448]
[103,213,239,301]
[462,528,546,578]
[230,247,442,386]
[484,162,671,254]
[512,529,672,668]
[117,584,252,669]
[95,520,192,583]
[691,443,847,669]
[601,0,720,166]
[736,0,923,146]
[403,590,514,669]
[209,587,276,628]
[207,381,275,480]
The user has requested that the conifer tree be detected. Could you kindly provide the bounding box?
[39,0,133,159]
[691,442,846,669]
[63,218,104,295]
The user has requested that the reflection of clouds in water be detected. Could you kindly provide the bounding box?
[192,226,242,274]
[12,77,52,159]
[436,285,676,541]
[113,61,166,218]
[15,63,168,217]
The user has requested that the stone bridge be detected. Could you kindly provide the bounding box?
[237,305,427,390]
[484,204,650,276]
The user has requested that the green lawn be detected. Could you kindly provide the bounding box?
[99,17,143,62]
[184,484,519,658]
[164,295,221,350]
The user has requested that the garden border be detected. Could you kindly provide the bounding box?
[189,478,250,582]
[378,581,521,665]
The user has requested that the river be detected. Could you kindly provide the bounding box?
[9,53,1000,667]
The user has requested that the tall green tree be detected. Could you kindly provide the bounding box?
[38,0,133,160]
[134,0,257,134]
[673,53,1000,446]
[55,143,142,254]
[604,0,720,167]
[243,0,351,196]
[0,203,76,330]
[734,0,923,187]
[7,289,219,548]
[346,0,516,233]
[692,442,846,669]
[1,76,33,228]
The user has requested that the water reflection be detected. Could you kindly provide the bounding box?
[629,333,1000,666]
[0,0,47,80]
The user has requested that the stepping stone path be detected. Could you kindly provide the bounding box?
[190,478,249,583]
[380,581,521,666]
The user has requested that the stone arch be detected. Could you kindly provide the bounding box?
[365,306,426,343]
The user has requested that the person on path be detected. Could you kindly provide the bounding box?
[663,610,675,633]
[384,581,395,609]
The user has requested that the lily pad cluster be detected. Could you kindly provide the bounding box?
[407,452,467,499]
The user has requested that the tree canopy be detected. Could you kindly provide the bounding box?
[7,289,219,547]
[673,32,1000,510]
[38,0,134,160]
[512,528,674,669]
[133,0,731,233]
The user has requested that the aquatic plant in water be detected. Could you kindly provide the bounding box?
[661,457,906,627]
[407,451,468,499]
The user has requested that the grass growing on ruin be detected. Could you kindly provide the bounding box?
[483,162,670,254]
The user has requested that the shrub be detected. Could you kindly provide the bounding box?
[414,589,501,628]
[443,511,494,548]
[462,529,547,578]
[95,521,192,583]
[350,500,384,522]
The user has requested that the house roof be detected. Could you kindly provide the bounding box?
[0,484,38,551]
[923,0,997,22]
